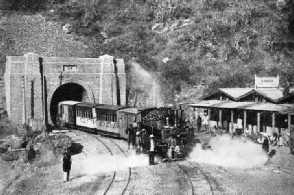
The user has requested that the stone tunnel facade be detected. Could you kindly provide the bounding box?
[4,53,126,125]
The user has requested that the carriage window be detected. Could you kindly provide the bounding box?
[113,115,117,122]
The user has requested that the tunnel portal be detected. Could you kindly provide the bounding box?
[50,83,88,125]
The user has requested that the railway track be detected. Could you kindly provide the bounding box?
[91,134,131,195]
[177,160,224,195]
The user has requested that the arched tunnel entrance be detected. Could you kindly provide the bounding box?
[50,83,88,125]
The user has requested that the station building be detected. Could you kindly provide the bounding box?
[185,75,294,139]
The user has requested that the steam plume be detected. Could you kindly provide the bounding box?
[72,151,149,175]
[189,135,269,169]
[129,60,164,107]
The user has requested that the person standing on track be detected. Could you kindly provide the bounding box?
[149,135,156,165]
[63,150,72,183]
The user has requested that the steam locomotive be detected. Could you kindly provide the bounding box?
[58,101,194,156]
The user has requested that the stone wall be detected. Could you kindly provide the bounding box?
[5,53,126,125]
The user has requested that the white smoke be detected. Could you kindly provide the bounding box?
[188,135,269,169]
[72,151,149,175]
[129,60,164,107]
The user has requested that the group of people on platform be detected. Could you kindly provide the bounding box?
[125,122,188,165]
[125,122,157,165]
[125,122,148,153]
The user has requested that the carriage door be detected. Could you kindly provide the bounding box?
[64,105,69,124]
[122,114,128,137]
[68,105,75,127]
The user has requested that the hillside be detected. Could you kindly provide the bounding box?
[1,0,294,106]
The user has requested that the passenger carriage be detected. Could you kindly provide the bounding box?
[75,102,101,133]
[94,105,126,137]
[58,101,140,138]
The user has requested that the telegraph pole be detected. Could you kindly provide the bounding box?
[39,57,46,131]
[21,75,26,126]
[153,78,156,107]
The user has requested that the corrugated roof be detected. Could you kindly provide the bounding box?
[59,101,81,105]
[187,100,294,114]
[188,100,230,108]
[219,88,253,99]
[255,88,284,101]
[213,101,257,109]
[205,87,289,102]
[243,103,286,112]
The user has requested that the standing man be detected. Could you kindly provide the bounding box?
[167,135,177,159]
[135,131,142,155]
[63,150,72,183]
[126,124,135,149]
[170,135,177,159]
[141,128,148,153]
[196,114,202,132]
[149,135,156,165]
[262,135,270,154]
[203,113,209,132]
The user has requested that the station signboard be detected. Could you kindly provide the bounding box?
[255,75,279,88]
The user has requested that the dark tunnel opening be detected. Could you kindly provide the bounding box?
[50,83,87,125]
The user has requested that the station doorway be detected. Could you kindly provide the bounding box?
[50,83,88,125]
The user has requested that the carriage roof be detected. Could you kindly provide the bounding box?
[75,102,102,109]
[59,101,81,105]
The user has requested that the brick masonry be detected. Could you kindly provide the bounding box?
[4,53,126,125]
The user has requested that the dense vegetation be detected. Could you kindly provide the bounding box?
[1,0,294,105]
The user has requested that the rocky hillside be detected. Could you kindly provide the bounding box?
[1,0,294,106]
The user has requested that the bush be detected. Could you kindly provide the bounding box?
[1,153,18,161]
[0,119,20,140]
[67,142,83,155]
